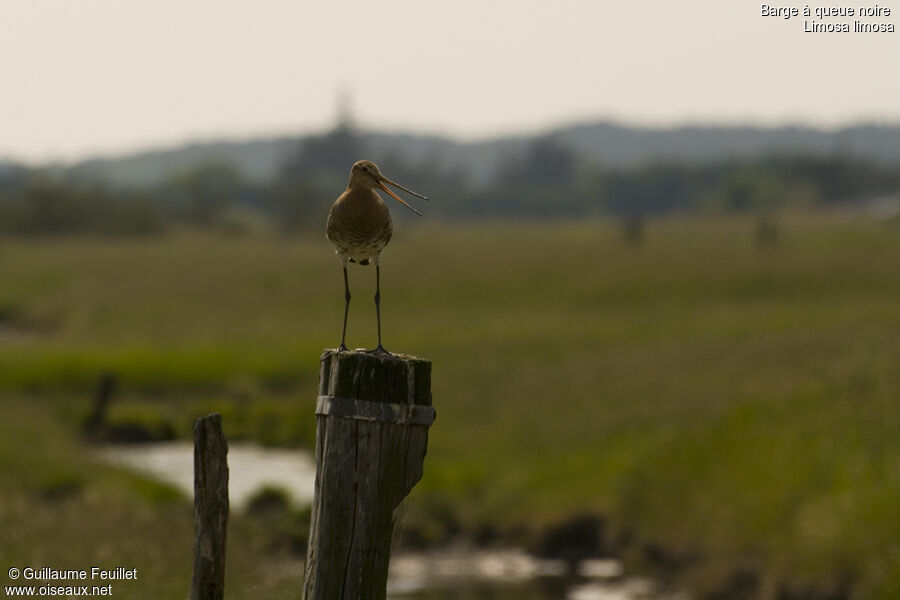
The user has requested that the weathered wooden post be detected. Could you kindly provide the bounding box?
[81,372,117,439]
[303,350,435,600]
[191,413,229,600]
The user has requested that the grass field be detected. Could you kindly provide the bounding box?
[1,213,899,598]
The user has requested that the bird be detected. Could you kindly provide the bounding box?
[326,160,429,354]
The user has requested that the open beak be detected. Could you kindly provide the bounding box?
[377,177,428,217]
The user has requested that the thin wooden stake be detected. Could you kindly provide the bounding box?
[191,413,229,600]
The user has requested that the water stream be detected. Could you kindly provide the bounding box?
[98,442,680,600]
[98,440,316,510]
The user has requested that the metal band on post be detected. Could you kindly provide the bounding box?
[316,395,436,426]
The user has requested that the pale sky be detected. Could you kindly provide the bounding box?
[2,0,899,163]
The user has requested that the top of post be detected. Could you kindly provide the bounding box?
[319,349,432,407]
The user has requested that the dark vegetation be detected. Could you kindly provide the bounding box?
[2,122,899,236]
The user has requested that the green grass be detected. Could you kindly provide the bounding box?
[2,213,900,597]
[0,397,307,599]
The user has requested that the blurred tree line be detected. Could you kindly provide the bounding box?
[0,166,163,235]
[1,129,899,237]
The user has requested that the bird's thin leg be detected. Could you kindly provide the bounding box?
[371,260,389,355]
[338,263,350,352]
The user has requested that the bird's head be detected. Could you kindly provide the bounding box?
[348,160,429,217]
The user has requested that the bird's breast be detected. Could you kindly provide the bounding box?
[326,191,393,259]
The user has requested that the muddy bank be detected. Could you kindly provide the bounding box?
[402,511,853,600]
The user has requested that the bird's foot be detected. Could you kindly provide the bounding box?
[336,343,349,353]
[366,344,393,356]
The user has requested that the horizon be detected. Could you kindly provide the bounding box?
[6,116,900,168]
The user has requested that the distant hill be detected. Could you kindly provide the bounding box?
[66,137,298,189]
[61,121,900,189]
[555,122,900,168]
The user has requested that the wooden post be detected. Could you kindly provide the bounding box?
[191,413,229,600]
[303,350,435,600]
[81,372,117,439]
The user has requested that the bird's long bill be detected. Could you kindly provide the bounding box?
[381,176,430,201]
[377,179,424,217]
